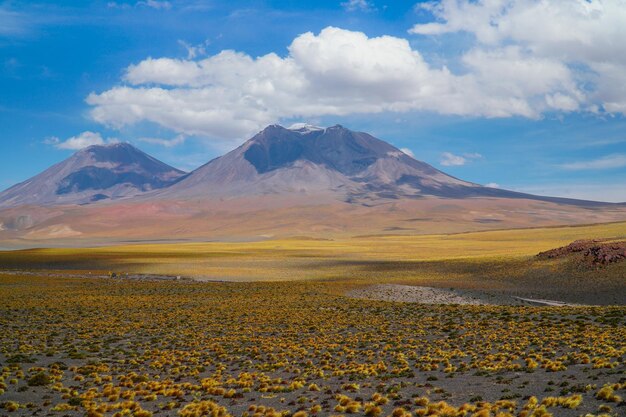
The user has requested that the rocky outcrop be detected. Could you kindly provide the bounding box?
[537,239,626,266]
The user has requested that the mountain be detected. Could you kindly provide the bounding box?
[156,124,476,202]
[156,124,596,206]
[0,142,186,207]
[1,125,625,245]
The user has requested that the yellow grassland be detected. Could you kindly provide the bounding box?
[0,221,625,304]
[1,221,625,281]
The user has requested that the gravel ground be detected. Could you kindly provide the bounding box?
[347,284,585,306]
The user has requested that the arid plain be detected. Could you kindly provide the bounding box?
[3,1,626,416]
[1,220,625,417]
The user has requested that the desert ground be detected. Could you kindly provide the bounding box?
[0,222,625,417]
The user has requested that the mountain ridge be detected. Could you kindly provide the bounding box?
[154,124,481,202]
[0,142,186,208]
[152,124,619,207]
[1,125,623,208]
[1,124,625,245]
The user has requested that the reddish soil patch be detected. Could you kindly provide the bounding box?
[537,239,626,266]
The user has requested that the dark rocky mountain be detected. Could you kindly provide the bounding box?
[0,125,613,210]
[0,142,186,207]
[156,124,603,206]
[0,124,623,244]
[157,124,478,202]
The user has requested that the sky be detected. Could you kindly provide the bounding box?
[1,0,626,202]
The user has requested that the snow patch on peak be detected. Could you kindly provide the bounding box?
[288,123,324,134]
[386,151,404,158]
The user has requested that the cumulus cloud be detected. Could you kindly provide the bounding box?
[560,154,626,170]
[410,0,626,115]
[178,39,210,59]
[87,0,626,142]
[89,26,590,141]
[440,152,466,166]
[46,131,117,150]
[485,182,500,188]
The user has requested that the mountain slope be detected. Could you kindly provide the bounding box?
[1,125,624,245]
[158,124,481,203]
[156,124,605,206]
[0,143,186,207]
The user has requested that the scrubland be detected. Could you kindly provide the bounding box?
[0,275,625,417]
[0,222,625,416]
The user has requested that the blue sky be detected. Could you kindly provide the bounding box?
[1,0,626,202]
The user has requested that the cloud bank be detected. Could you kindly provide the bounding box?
[410,0,626,113]
[87,1,626,141]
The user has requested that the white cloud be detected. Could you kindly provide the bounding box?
[400,148,415,158]
[178,39,210,59]
[139,134,186,148]
[87,1,626,142]
[560,154,626,170]
[108,1,171,10]
[485,182,500,188]
[89,26,587,141]
[341,0,374,12]
[440,151,482,166]
[48,131,118,150]
[440,152,466,166]
[410,0,626,116]
[137,0,171,10]
[107,2,130,9]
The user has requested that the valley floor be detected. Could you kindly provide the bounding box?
[0,222,625,416]
[1,221,626,304]
[0,274,624,417]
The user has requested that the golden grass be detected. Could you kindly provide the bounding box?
[2,221,626,283]
[0,267,624,415]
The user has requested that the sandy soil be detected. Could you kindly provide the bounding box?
[347,284,585,306]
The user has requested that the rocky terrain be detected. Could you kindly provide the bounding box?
[537,239,626,267]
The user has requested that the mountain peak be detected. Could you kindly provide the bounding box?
[79,141,130,152]
[287,123,325,134]
[159,123,482,203]
[0,142,186,208]
[242,123,406,176]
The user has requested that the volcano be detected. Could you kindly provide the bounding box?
[0,142,185,207]
[155,124,599,206]
[0,125,624,245]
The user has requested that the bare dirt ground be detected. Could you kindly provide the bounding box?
[346,284,585,307]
